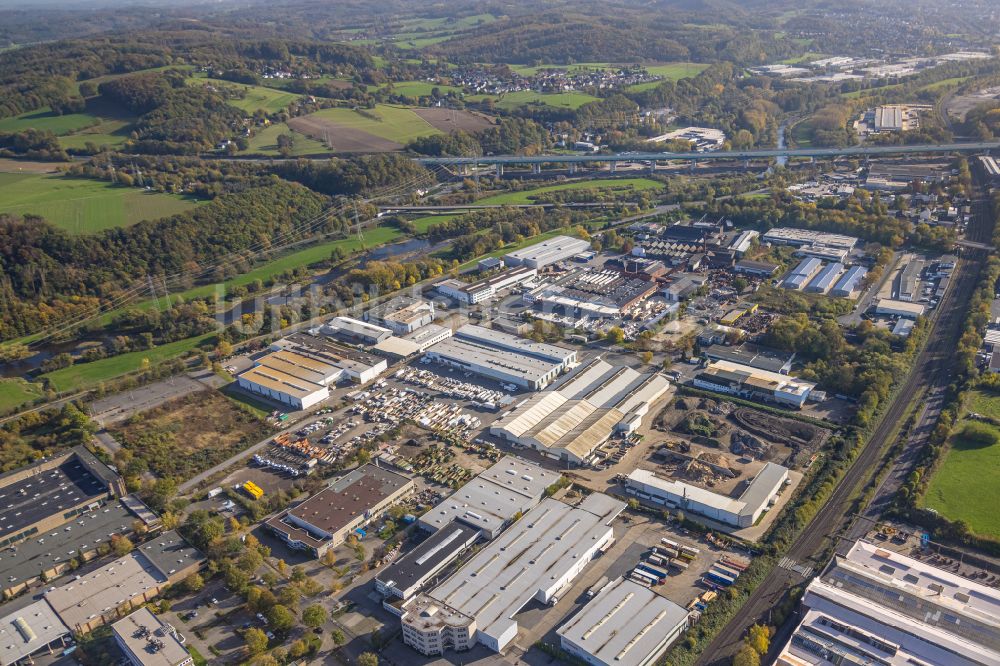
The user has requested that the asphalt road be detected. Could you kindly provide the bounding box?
[696,194,993,664]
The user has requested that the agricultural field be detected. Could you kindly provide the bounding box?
[921,417,1000,540]
[288,104,440,151]
[0,378,43,414]
[0,173,200,234]
[382,80,463,97]
[412,107,495,133]
[111,391,270,481]
[186,76,302,114]
[476,177,663,205]
[40,333,217,393]
[482,90,600,111]
[0,97,136,150]
[244,122,329,156]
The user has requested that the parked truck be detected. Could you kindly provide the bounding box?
[586,576,610,599]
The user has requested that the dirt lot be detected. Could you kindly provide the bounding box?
[286,116,402,152]
[652,395,828,470]
[412,107,495,133]
[111,391,270,480]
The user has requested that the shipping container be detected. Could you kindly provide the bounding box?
[654,546,679,559]
[661,538,680,549]
[714,564,742,579]
[680,545,701,556]
[636,563,669,580]
[647,554,667,567]
[628,572,653,587]
[721,557,750,572]
[631,569,658,585]
[706,569,736,586]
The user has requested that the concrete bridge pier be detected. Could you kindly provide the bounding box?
[531,163,541,175]
[496,164,503,178]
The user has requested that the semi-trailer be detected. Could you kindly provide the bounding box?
[637,563,670,580]
[713,563,742,579]
[705,569,736,586]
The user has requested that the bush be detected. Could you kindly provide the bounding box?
[959,421,999,447]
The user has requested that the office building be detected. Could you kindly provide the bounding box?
[266,464,414,558]
[366,296,436,335]
[504,235,592,269]
[113,607,192,666]
[423,325,576,391]
[418,457,555,538]
[776,539,1000,666]
[625,463,788,528]
[694,360,816,408]
[375,522,481,602]
[490,359,670,465]
[558,577,691,666]
[401,494,625,655]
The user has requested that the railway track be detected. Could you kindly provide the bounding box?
[697,193,993,665]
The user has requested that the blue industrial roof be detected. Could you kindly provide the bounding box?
[806,262,844,292]
[832,265,867,295]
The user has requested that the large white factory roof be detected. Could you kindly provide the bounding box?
[425,336,561,386]
[703,360,815,399]
[491,360,670,462]
[558,577,690,666]
[777,539,1000,666]
[763,228,859,250]
[417,494,625,649]
[457,325,575,363]
[418,457,557,535]
[628,462,788,523]
[504,235,592,268]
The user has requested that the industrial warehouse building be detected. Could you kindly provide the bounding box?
[401,494,625,655]
[776,539,1000,666]
[875,298,926,319]
[435,266,537,304]
[504,235,592,269]
[424,325,577,391]
[320,316,393,346]
[418,457,555,538]
[693,360,816,409]
[113,607,192,666]
[625,463,788,528]
[558,577,691,666]
[237,334,388,409]
[0,600,72,665]
[804,261,844,293]
[782,257,823,290]
[44,530,203,634]
[524,269,658,319]
[266,464,414,558]
[490,359,671,465]
[0,446,125,552]
[702,343,794,374]
[830,265,867,297]
[763,228,859,251]
[366,296,435,335]
[375,522,481,602]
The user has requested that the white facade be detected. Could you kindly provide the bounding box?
[625,463,788,528]
[436,266,537,304]
[694,360,815,409]
[423,325,576,391]
[875,298,926,319]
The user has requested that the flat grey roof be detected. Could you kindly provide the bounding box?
[0,501,135,589]
[455,325,575,364]
[702,343,793,374]
[137,530,202,581]
[558,577,689,666]
[426,336,561,384]
[376,522,480,593]
[505,235,591,265]
[0,454,111,544]
[0,600,69,664]
[419,457,556,533]
[112,607,190,666]
[423,494,624,645]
